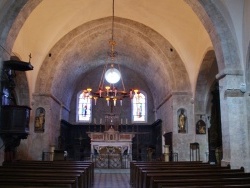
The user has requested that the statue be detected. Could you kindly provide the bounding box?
[147,147,155,161]
[178,110,186,133]
[34,107,45,132]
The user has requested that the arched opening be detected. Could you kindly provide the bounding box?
[208,82,222,164]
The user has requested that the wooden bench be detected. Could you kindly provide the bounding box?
[0,171,82,188]
[3,160,94,184]
[132,164,230,188]
[142,169,244,188]
[153,177,250,188]
[0,177,77,188]
[130,161,215,186]
[147,171,250,188]
[0,167,87,188]
[158,184,250,188]
[135,165,230,188]
[1,161,94,188]
[130,161,249,188]
[141,168,244,188]
[130,161,205,180]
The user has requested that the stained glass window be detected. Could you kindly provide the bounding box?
[132,91,146,122]
[77,92,92,122]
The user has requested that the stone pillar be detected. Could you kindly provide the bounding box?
[164,145,170,162]
[217,73,247,169]
[172,92,195,161]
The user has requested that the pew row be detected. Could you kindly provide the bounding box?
[130,161,250,188]
[0,160,94,188]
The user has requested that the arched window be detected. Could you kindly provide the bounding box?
[77,91,92,122]
[132,91,147,123]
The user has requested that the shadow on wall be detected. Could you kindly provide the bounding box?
[0,138,4,164]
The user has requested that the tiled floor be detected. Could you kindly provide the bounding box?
[93,169,131,188]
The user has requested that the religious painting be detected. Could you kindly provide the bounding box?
[196,119,206,134]
[34,107,45,133]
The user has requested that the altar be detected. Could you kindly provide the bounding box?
[88,126,134,168]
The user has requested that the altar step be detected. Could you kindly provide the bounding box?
[93,169,130,188]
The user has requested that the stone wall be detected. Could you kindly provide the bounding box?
[172,93,195,161]
[69,65,155,125]
[24,94,62,160]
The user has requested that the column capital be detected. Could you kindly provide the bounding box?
[216,68,243,80]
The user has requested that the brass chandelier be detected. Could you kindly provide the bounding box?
[83,0,139,106]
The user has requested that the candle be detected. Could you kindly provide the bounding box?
[121,118,123,125]
[100,118,102,125]
[126,118,128,125]
[129,89,133,99]
[106,98,110,106]
[94,118,96,124]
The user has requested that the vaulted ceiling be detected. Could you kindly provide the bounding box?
[10,0,213,106]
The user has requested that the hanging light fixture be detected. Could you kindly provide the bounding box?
[83,0,139,107]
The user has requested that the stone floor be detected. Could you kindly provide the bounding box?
[93,169,131,188]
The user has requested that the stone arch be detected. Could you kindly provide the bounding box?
[194,50,218,117]
[35,17,190,109]
[193,50,218,163]
[185,0,241,72]
[1,1,242,104]
[1,0,242,84]
[1,0,41,60]
[0,0,246,164]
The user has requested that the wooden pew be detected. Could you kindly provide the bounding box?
[3,160,94,185]
[131,163,229,188]
[153,177,250,188]
[0,177,77,188]
[141,168,244,188]
[130,161,249,188]
[1,161,94,188]
[3,161,93,178]
[147,172,250,188]
[130,161,212,186]
[0,167,86,188]
[0,171,81,188]
[130,161,205,181]
[135,165,230,188]
[158,184,250,188]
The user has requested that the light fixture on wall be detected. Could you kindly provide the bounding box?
[83,0,139,107]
